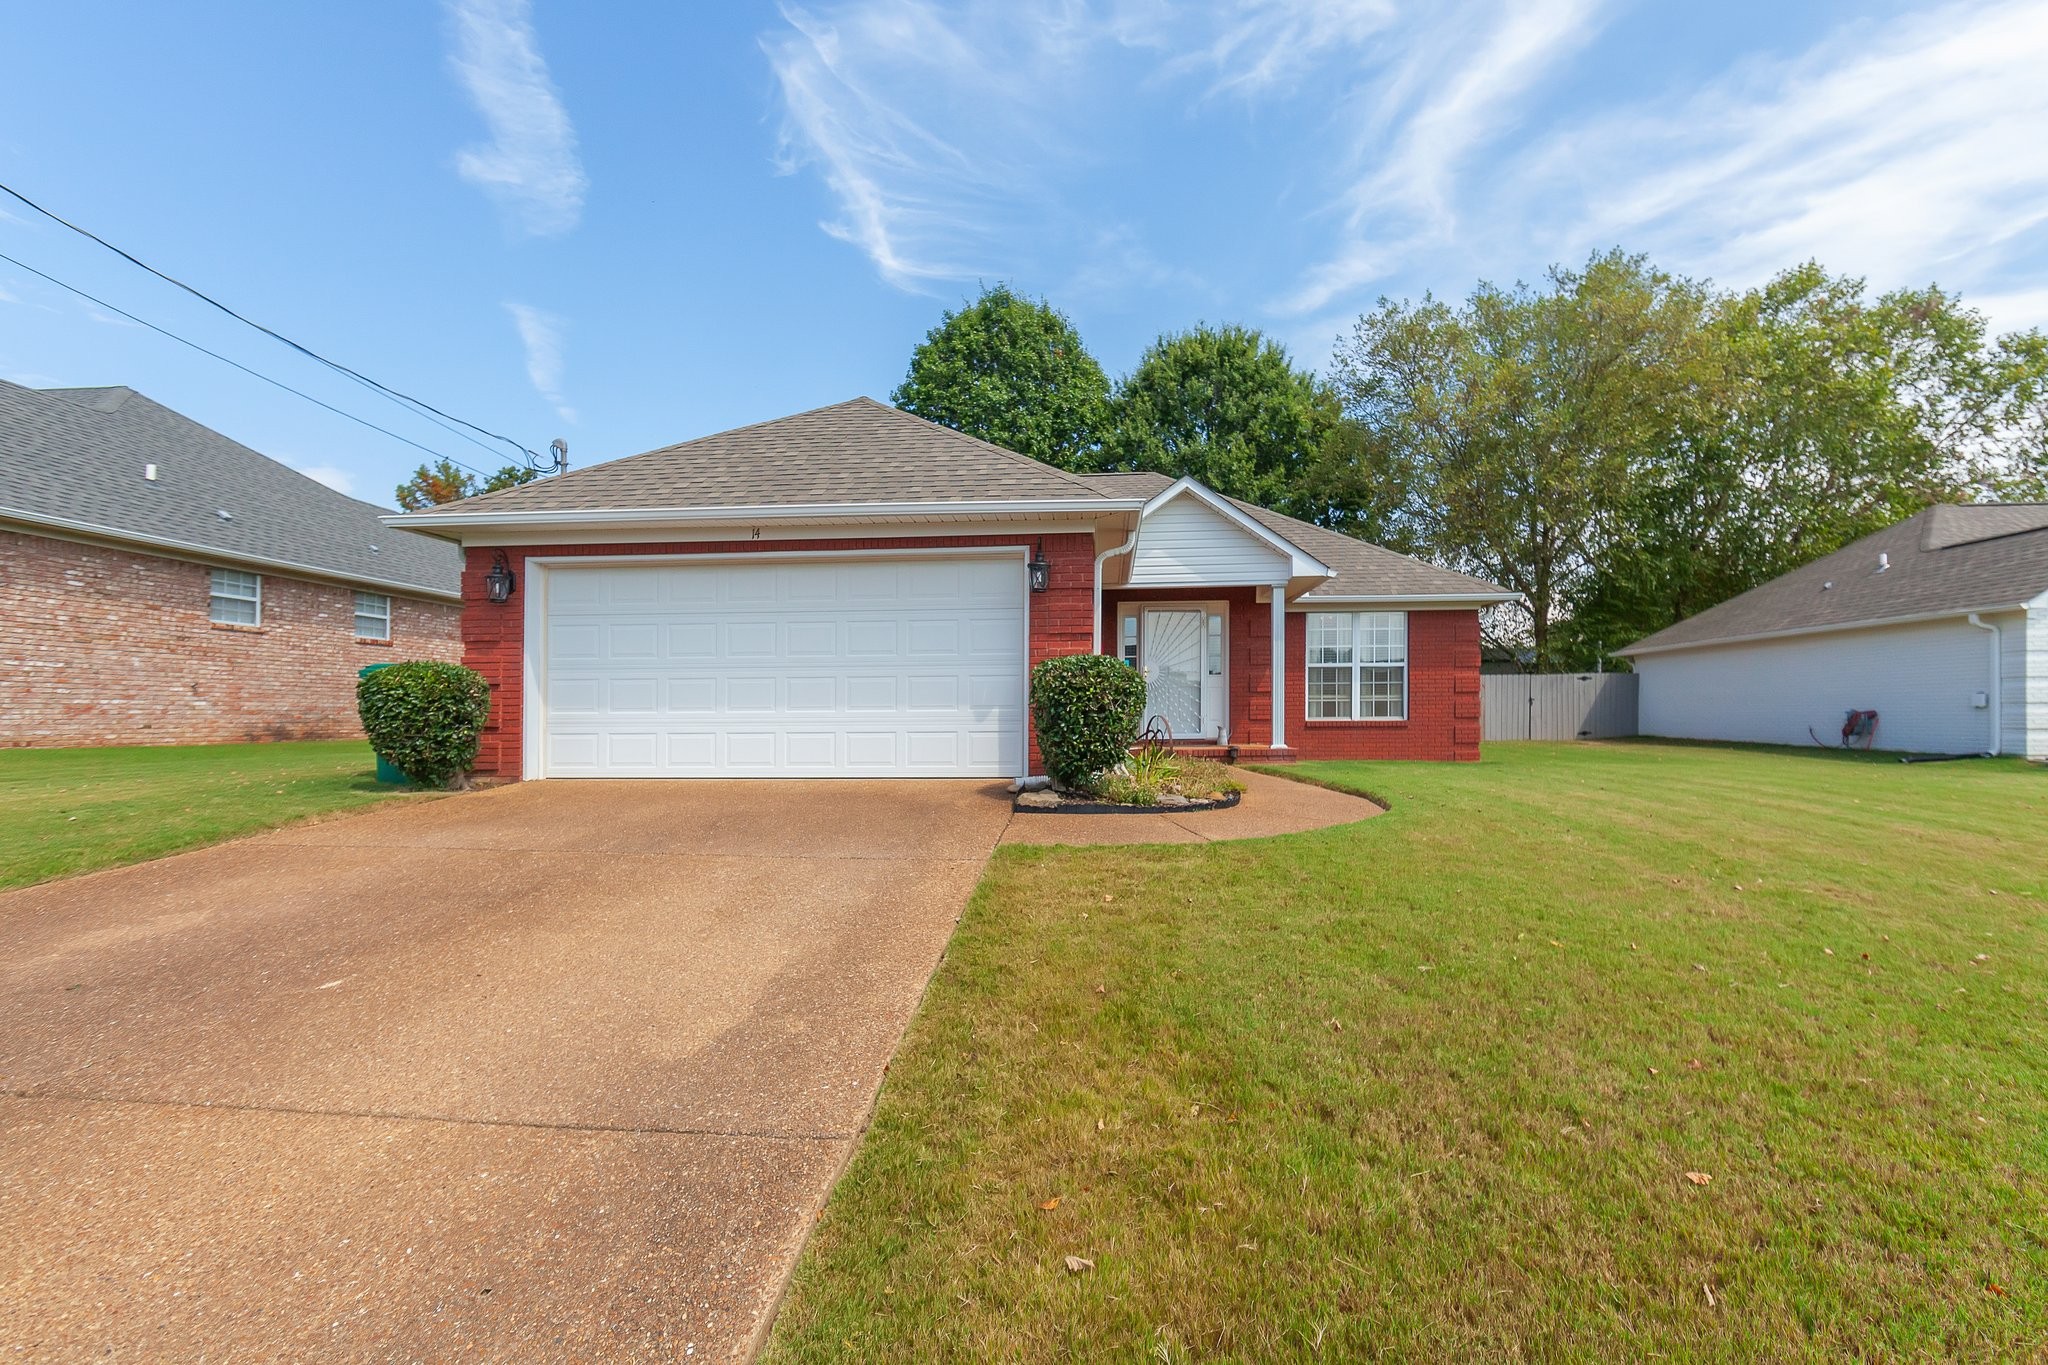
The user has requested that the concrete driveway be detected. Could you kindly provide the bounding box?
[0,780,1014,1362]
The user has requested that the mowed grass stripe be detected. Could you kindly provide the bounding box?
[765,741,2047,1361]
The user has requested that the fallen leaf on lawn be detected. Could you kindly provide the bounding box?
[1693,963,1708,973]
[1823,948,1834,956]
[1095,1118,1104,1132]
[1039,1198,1061,1211]
[1102,894,1114,903]
[1326,1018,1344,1032]
[1684,1171,1712,1186]
[1686,1059,1705,1071]
[1094,984,1107,995]
[1064,1256,1094,1274]
[1703,1283,1717,1307]
[1549,939,1564,948]
[1974,954,1989,962]
[1648,1067,1660,1076]
[1987,1282,2006,1297]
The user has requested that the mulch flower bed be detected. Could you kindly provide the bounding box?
[1010,788,1242,815]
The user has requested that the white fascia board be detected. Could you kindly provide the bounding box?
[1140,478,1332,581]
[1614,603,2033,657]
[383,497,1144,539]
[1291,591,1523,609]
[1,509,462,602]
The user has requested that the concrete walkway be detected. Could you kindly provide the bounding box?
[0,780,1013,1362]
[999,768,1383,846]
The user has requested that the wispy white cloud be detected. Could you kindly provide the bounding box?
[505,301,574,422]
[83,307,142,329]
[1276,0,1608,314]
[444,0,586,236]
[1535,0,2048,303]
[290,462,357,496]
[762,1,1068,290]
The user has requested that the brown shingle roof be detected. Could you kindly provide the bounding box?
[1074,473,1512,600]
[1618,505,2048,655]
[423,397,1114,515]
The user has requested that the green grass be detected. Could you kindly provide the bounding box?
[0,740,425,891]
[765,741,2048,1362]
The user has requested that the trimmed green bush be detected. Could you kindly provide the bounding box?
[1029,653,1146,787]
[356,661,492,788]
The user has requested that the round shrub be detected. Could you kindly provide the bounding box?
[1030,653,1147,787]
[356,661,492,788]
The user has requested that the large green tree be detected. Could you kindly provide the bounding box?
[1104,324,1338,516]
[892,285,1110,470]
[394,458,537,511]
[1325,251,1719,666]
[1558,266,2048,662]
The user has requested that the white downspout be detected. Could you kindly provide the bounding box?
[1092,523,1141,655]
[1967,613,2002,757]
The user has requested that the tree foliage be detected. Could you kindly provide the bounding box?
[1326,251,1717,665]
[1325,253,2048,668]
[394,458,538,511]
[1105,325,1338,516]
[893,285,1110,470]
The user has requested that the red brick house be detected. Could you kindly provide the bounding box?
[389,398,1514,780]
[0,380,463,747]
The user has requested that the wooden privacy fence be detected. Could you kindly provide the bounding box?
[1481,673,1639,741]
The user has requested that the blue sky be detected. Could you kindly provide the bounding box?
[3,0,2045,505]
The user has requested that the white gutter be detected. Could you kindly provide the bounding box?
[1092,524,1142,653]
[1294,591,1523,609]
[1,509,462,602]
[1967,613,2003,756]
[1617,604,2032,658]
[384,496,1145,535]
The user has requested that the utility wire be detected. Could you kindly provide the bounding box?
[0,249,491,477]
[0,179,558,471]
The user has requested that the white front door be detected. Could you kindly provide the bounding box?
[538,554,1026,777]
[1142,609,1210,740]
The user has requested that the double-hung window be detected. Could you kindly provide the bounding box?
[209,568,262,626]
[354,591,392,641]
[1306,611,1407,720]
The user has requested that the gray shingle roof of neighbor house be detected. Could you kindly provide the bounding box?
[424,397,1120,515]
[1616,504,2048,656]
[0,379,462,598]
[1076,471,1515,601]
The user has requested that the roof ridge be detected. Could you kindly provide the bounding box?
[860,397,1110,495]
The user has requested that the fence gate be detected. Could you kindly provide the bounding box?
[1481,674,1639,741]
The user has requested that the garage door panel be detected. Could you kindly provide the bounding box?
[542,555,1025,777]
[846,676,898,710]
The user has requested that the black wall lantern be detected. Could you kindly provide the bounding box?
[483,550,518,604]
[1027,540,1051,594]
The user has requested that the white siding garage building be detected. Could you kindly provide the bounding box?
[1617,505,2048,759]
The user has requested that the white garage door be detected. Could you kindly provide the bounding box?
[540,554,1026,777]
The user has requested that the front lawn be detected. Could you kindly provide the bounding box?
[0,740,421,891]
[765,742,2048,1361]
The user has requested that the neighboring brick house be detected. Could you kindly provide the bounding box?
[1,380,463,747]
[389,398,1515,780]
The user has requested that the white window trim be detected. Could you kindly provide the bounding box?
[209,568,262,627]
[1306,610,1409,722]
[354,591,392,641]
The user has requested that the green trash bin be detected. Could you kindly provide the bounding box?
[357,663,409,785]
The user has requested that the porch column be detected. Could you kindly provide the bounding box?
[1270,585,1288,750]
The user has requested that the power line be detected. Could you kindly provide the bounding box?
[0,179,560,472]
[0,248,491,478]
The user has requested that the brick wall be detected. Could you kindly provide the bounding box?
[1101,588,1481,761]
[0,527,463,748]
[462,532,1098,779]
